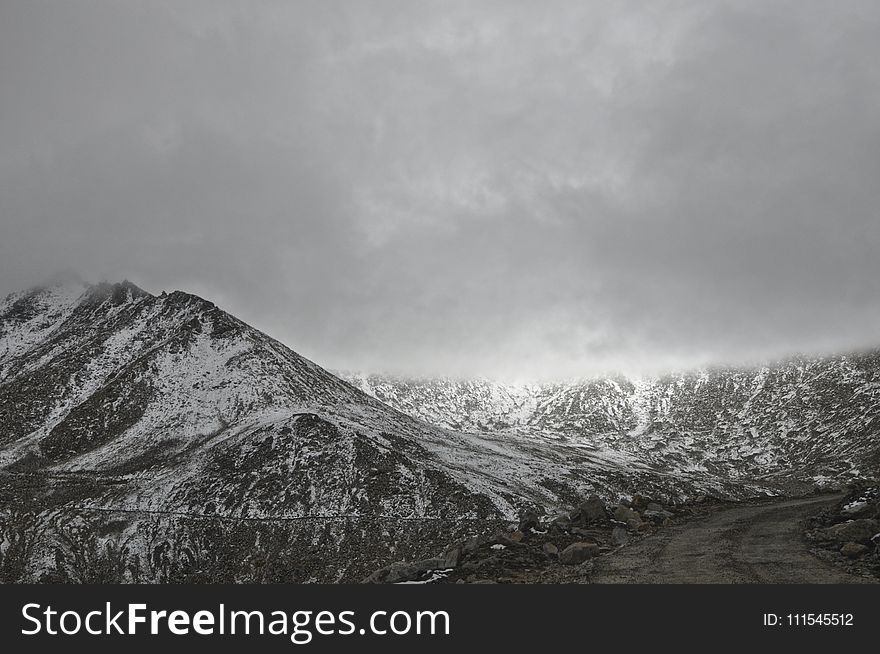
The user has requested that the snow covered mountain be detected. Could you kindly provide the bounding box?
[1,278,774,581]
[3,278,875,580]
[344,362,880,486]
[0,279,510,518]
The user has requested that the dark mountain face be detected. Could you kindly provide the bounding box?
[0,281,517,580]
[2,279,875,582]
[0,280,511,518]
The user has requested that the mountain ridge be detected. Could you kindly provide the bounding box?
[342,358,880,486]
[2,279,875,581]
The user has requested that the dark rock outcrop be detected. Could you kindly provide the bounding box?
[560,542,600,565]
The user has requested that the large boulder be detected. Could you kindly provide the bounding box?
[442,546,462,568]
[842,501,880,520]
[493,532,526,548]
[550,514,572,533]
[614,505,644,530]
[560,542,601,565]
[820,519,879,545]
[840,542,870,559]
[518,509,540,533]
[363,546,462,583]
[571,527,604,540]
[363,557,448,584]
[572,495,609,526]
[643,508,674,525]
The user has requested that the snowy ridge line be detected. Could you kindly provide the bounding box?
[340,362,880,486]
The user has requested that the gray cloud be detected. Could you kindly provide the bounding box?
[2,0,880,380]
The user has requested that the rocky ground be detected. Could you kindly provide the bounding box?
[366,490,880,584]
[804,485,880,581]
[364,493,724,583]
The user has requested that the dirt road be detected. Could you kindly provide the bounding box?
[591,494,876,583]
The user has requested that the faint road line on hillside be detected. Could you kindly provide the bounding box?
[58,505,508,524]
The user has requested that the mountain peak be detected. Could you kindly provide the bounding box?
[164,288,215,308]
[85,280,152,305]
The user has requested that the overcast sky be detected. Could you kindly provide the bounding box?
[2,1,880,380]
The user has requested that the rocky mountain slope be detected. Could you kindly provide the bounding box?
[344,360,880,487]
[1,279,773,581]
[0,281,512,515]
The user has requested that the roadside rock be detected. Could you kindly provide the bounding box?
[643,508,674,524]
[571,527,603,540]
[518,509,540,533]
[841,502,875,518]
[443,546,461,568]
[542,543,559,557]
[560,542,601,565]
[572,495,609,526]
[550,514,572,533]
[840,542,870,559]
[494,533,526,548]
[365,544,463,583]
[804,488,880,582]
[364,557,449,584]
[614,505,644,530]
[611,525,629,547]
[819,519,879,545]
[630,495,652,512]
